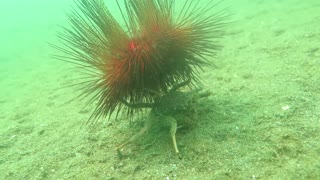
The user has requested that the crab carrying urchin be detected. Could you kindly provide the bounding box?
[53,0,228,154]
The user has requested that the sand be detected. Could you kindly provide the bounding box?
[0,0,320,179]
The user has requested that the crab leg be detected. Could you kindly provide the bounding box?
[116,117,153,150]
[161,115,179,154]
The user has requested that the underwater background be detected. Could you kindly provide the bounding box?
[0,0,320,179]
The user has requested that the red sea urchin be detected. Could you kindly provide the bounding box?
[54,0,228,124]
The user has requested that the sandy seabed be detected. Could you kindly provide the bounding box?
[0,0,320,179]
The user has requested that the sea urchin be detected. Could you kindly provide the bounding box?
[53,0,228,125]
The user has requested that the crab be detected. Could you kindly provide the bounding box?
[116,84,211,154]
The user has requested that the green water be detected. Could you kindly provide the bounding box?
[1,0,320,179]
